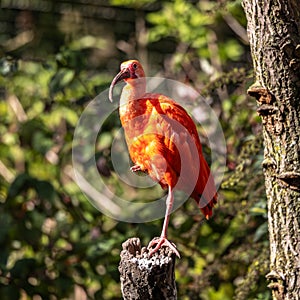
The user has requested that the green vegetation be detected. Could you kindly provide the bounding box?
[0,0,270,299]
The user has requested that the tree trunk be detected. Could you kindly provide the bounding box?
[242,1,300,299]
[119,238,177,300]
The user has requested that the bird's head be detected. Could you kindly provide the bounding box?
[109,60,145,102]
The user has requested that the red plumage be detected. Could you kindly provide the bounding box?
[109,60,217,257]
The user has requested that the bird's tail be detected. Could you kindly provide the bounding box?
[192,155,218,219]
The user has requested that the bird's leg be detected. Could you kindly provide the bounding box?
[148,185,180,258]
[130,164,142,172]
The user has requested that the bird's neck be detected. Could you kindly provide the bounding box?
[120,79,146,106]
[119,79,146,120]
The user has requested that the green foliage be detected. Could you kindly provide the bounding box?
[0,0,270,299]
[0,52,124,299]
[148,0,213,46]
[147,0,246,73]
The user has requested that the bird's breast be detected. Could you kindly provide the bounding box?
[119,99,152,138]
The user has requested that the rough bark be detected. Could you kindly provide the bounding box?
[242,1,300,299]
[119,238,177,300]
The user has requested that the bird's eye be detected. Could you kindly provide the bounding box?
[132,63,138,70]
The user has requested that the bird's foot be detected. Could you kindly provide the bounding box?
[130,165,142,172]
[147,236,180,258]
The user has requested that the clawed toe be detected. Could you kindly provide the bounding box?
[130,165,142,172]
[147,237,180,258]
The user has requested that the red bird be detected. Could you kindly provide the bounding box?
[109,60,217,257]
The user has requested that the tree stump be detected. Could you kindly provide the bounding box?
[119,237,177,300]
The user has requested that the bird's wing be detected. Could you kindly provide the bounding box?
[147,94,200,139]
[146,94,217,216]
[139,94,202,190]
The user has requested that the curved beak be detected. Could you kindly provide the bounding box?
[109,68,131,102]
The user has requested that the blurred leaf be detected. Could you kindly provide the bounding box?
[7,173,32,199]
[69,35,106,50]
[220,40,244,62]
[32,131,54,154]
[0,212,12,244]
[49,68,75,95]
[55,48,87,70]
[19,119,49,147]
[10,258,37,279]
[253,222,268,242]
[35,180,56,202]
[7,173,56,202]
[0,57,18,76]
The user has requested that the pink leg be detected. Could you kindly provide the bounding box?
[148,185,180,258]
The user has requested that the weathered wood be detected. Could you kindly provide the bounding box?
[242,1,300,299]
[119,238,177,300]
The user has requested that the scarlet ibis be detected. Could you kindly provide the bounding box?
[109,60,217,257]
